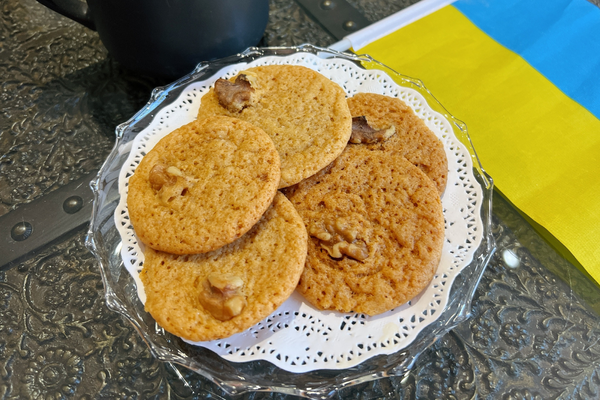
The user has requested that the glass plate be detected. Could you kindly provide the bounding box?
[86,44,496,398]
[115,49,484,372]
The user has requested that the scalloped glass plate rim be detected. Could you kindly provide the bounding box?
[85,44,496,399]
[116,50,479,370]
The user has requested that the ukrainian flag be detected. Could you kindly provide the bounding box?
[335,0,600,284]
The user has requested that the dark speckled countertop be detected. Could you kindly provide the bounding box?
[1,0,600,398]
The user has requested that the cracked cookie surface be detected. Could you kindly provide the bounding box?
[127,116,280,255]
[284,147,445,315]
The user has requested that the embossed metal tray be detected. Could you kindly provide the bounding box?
[86,44,496,398]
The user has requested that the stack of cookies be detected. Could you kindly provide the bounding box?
[127,65,447,342]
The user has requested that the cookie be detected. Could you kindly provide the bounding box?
[284,147,445,316]
[197,65,352,188]
[140,193,308,341]
[347,92,448,194]
[127,116,280,255]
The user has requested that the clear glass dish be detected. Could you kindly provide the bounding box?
[86,44,496,398]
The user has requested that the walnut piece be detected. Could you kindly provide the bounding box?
[215,73,256,113]
[223,296,246,318]
[148,162,199,207]
[207,274,244,296]
[198,273,247,321]
[338,241,369,261]
[148,163,178,191]
[333,218,358,242]
[310,217,369,261]
[308,224,332,241]
[350,116,396,144]
[165,166,183,177]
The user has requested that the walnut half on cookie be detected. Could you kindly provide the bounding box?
[214,73,258,113]
[148,163,180,191]
[350,116,396,144]
[198,273,247,321]
[308,217,369,261]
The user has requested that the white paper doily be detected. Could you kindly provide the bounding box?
[114,53,483,373]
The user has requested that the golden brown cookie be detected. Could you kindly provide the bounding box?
[347,92,448,194]
[140,193,308,341]
[197,65,352,188]
[127,116,280,255]
[284,147,445,316]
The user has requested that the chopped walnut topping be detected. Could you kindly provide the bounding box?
[215,73,257,113]
[240,71,258,88]
[338,241,369,261]
[148,162,198,206]
[207,274,244,297]
[350,116,396,144]
[322,242,342,258]
[198,273,247,321]
[165,166,183,177]
[149,163,178,191]
[223,296,246,318]
[310,217,369,261]
[308,223,332,241]
[334,218,358,242]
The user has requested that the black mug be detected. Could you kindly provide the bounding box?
[36,0,270,79]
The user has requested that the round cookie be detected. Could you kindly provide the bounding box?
[347,92,448,194]
[197,65,352,188]
[140,193,308,341]
[127,116,280,255]
[284,147,445,316]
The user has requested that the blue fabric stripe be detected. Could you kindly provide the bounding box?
[454,0,600,119]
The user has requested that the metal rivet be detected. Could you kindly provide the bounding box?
[63,195,84,214]
[343,20,357,31]
[320,0,335,10]
[11,221,33,241]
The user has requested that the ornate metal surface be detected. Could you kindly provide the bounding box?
[263,0,335,47]
[346,0,424,23]
[1,0,599,398]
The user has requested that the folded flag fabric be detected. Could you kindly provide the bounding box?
[345,0,600,284]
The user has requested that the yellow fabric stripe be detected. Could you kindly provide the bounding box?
[359,6,600,282]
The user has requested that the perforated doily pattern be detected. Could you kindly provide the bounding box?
[114,54,483,373]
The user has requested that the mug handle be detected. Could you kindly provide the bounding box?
[35,0,96,30]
